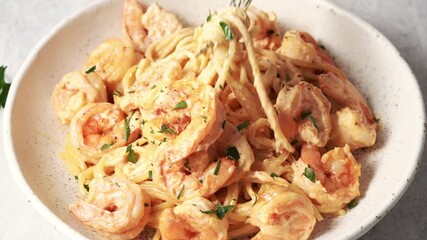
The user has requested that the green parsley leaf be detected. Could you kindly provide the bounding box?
[74,175,78,180]
[100,142,114,151]
[148,170,153,180]
[310,116,319,131]
[85,65,96,74]
[291,139,299,146]
[200,204,234,220]
[270,172,279,178]
[267,29,275,35]
[221,120,226,129]
[301,111,312,120]
[113,90,121,97]
[319,44,326,50]
[304,166,316,182]
[237,120,250,131]
[226,146,240,160]
[84,184,90,192]
[150,84,156,90]
[219,22,233,40]
[252,195,258,207]
[173,101,187,110]
[177,184,185,200]
[184,159,191,171]
[348,199,358,209]
[126,145,137,163]
[0,66,11,108]
[144,203,150,207]
[374,117,380,123]
[124,110,136,142]
[128,90,135,93]
[158,124,176,134]
[213,159,222,175]
[207,10,212,22]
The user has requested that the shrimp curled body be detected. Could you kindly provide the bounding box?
[159,197,228,240]
[69,177,151,240]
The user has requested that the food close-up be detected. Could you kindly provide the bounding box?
[50,0,380,239]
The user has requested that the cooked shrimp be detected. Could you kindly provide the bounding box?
[154,150,236,201]
[70,103,141,163]
[275,81,332,147]
[123,0,182,54]
[318,72,377,126]
[247,6,282,50]
[159,197,228,240]
[51,71,107,124]
[216,121,254,186]
[330,107,376,150]
[115,58,185,112]
[277,30,334,64]
[84,38,135,92]
[292,144,361,213]
[69,177,151,240]
[248,185,317,240]
[93,144,156,183]
[141,78,225,162]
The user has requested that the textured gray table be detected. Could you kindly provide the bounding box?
[0,0,426,239]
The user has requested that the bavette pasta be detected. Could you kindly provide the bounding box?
[51,0,379,239]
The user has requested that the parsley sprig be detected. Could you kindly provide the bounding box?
[124,110,136,142]
[126,145,137,163]
[219,22,233,40]
[0,66,11,108]
[200,204,234,220]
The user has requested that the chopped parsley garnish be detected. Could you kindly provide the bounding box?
[150,84,156,90]
[285,73,291,82]
[301,111,312,120]
[177,185,185,200]
[348,199,358,209]
[207,10,212,22]
[150,127,154,134]
[83,184,90,192]
[202,116,207,123]
[124,110,136,142]
[144,203,150,207]
[291,139,299,146]
[126,145,137,163]
[237,120,250,131]
[173,101,187,110]
[221,120,226,129]
[226,146,240,160]
[200,204,234,220]
[184,159,191,171]
[319,44,326,50]
[214,159,222,175]
[219,84,224,90]
[267,29,275,35]
[158,124,176,134]
[374,117,380,123]
[127,90,135,93]
[85,65,96,74]
[0,66,11,108]
[310,116,319,131]
[219,22,233,40]
[148,170,153,180]
[304,166,316,182]
[100,142,114,151]
[270,172,279,178]
[113,90,121,97]
[74,175,78,180]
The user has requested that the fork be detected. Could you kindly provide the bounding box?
[230,0,253,8]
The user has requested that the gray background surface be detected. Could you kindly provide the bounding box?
[0,0,426,239]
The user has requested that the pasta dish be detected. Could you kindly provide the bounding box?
[50,0,378,239]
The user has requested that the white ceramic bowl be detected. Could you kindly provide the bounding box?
[3,0,425,239]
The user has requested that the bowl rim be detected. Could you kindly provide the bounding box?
[3,0,425,239]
